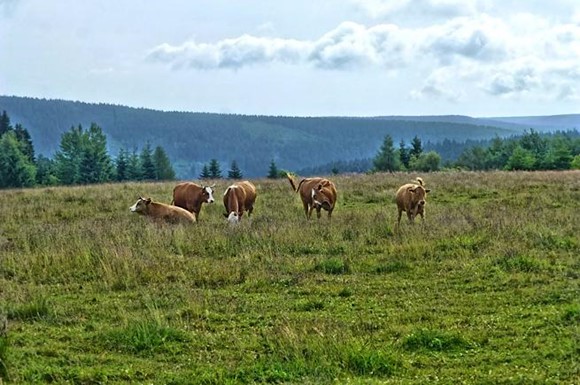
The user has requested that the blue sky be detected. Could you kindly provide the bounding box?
[1,0,579,117]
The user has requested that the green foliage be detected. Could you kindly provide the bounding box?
[0,131,36,188]
[402,329,474,352]
[0,314,8,381]
[227,160,243,179]
[103,320,189,355]
[199,164,210,179]
[79,123,114,184]
[140,142,156,180]
[399,139,410,168]
[153,145,176,180]
[8,297,51,322]
[314,258,350,275]
[208,158,222,178]
[373,134,400,172]
[267,159,279,179]
[409,150,441,172]
[410,135,423,159]
[572,154,580,169]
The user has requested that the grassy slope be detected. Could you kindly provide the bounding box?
[0,171,579,384]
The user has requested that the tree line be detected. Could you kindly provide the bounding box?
[0,111,176,189]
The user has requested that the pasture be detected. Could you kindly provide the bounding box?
[0,171,578,384]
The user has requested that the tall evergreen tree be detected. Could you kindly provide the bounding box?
[126,148,142,180]
[0,110,11,137]
[153,145,175,180]
[200,164,211,179]
[115,148,129,181]
[140,142,156,180]
[399,139,410,169]
[79,123,113,184]
[227,160,243,179]
[410,135,423,159]
[373,134,400,172]
[0,131,36,188]
[267,159,279,179]
[36,154,58,186]
[208,158,222,178]
[13,123,35,163]
[54,124,87,185]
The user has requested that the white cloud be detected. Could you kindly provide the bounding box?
[350,0,482,21]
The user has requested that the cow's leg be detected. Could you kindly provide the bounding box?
[397,209,403,225]
[316,206,322,219]
[303,202,311,219]
[407,211,414,223]
[327,209,333,219]
[247,205,253,216]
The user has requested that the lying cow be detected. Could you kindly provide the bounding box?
[223,180,257,224]
[395,177,431,224]
[130,197,196,223]
[287,174,337,219]
[171,182,215,221]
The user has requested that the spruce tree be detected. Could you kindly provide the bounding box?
[399,139,410,169]
[227,160,243,179]
[153,145,176,180]
[79,123,113,184]
[126,148,142,180]
[410,135,423,159]
[115,148,129,181]
[373,134,400,172]
[54,124,87,185]
[0,110,11,137]
[140,142,156,180]
[267,159,279,179]
[0,131,36,188]
[200,164,210,179]
[13,123,35,163]
[208,159,222,178]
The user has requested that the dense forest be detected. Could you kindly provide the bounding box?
[1,96,579,179]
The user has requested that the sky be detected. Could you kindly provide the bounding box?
[1,0,579,117]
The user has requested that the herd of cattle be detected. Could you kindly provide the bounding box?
[129,175,430,225]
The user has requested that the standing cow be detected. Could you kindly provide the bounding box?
[395,177,431,224]
[130,197,196,223]
[171,182,215,221]
[287,174,337,219]
[223,180,257,224]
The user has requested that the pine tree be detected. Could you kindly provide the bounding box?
[140,142,156,180]
[227,160,243,179]
[410,135,423,159]
[0,131,36,188]
[36,154,58,186]
[54,124,87,185]
[153,145,176,180]
[13,123,35,163]
[200,164,210,179]
[0,110,11,137]
[373,134,400,172]
[208,159,222,178]
[399,139,410,169]
[126,148,142,180]
[267,159,279,179]
[79,123,113,184]
[115,148,129,181]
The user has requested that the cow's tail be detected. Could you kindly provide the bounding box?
[287,173,299,192]
[416,177,425,186]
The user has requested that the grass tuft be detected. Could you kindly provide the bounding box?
[8,297,51,322]
[103,320,189,355]
[402,328,474,353]
[314,258,350,275]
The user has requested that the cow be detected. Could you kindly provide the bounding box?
[395,177,431,225]
[287,174,337,219]
[222,180,257,224]
[171,182,215,221]
[130,197,196,223]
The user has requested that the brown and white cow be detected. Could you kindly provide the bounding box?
[287,174,337,219]
[395,177,431,224]
[171,182,215,221]
[130,197,196,223]
[223,180,257,224]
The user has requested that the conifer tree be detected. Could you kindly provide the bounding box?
[126,148,142,180]
[200,164,211,179]
[373,134,400,172]
[140,142,156,180]
[227,160,243,179]
[267,159,279,179]
[13,123,35,163]
[54,124,87,185]
[208,159,222,178]
[410,135,423,159]
[0,131,36,188]
[153,145,175,180]
[115,148,129,181]
[0,110,11,137]
[399,139,410,169]
[79,123,113,184]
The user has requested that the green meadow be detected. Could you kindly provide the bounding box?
[0,171,578,384]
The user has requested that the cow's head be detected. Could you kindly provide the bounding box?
[226,211,240,224]
[202,185,215,203]
[312,184,333,211]
[408,186,430,208]
[129,196,151,214]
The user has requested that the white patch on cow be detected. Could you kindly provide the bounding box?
[311,188,321,206]
[205,186,215,203]
[227,211,239,224]
[129,200,139,212]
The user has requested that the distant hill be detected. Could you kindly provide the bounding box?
[1,95,576,178]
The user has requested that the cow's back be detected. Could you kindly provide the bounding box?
[151,201,196,223]
[238,181,257,207]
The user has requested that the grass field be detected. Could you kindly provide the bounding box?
[0,171,578,384]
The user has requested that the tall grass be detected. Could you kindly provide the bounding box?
[0,171,578,383]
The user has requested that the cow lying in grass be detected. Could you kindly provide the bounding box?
[287,174,337,219]
[130,197,196,223]
[395,177,431,225]
[223,180,257,224]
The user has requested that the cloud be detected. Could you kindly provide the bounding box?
[147,13,580,102]
[350,0,481,21]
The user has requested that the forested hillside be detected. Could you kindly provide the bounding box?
[1,96,577,178]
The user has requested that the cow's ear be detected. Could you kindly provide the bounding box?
[145,198,152,204]
[317,183,323,190]
[407,186,416,193]
[425,189,431,193]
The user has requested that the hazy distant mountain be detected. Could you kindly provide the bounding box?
[1,95,575,178]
